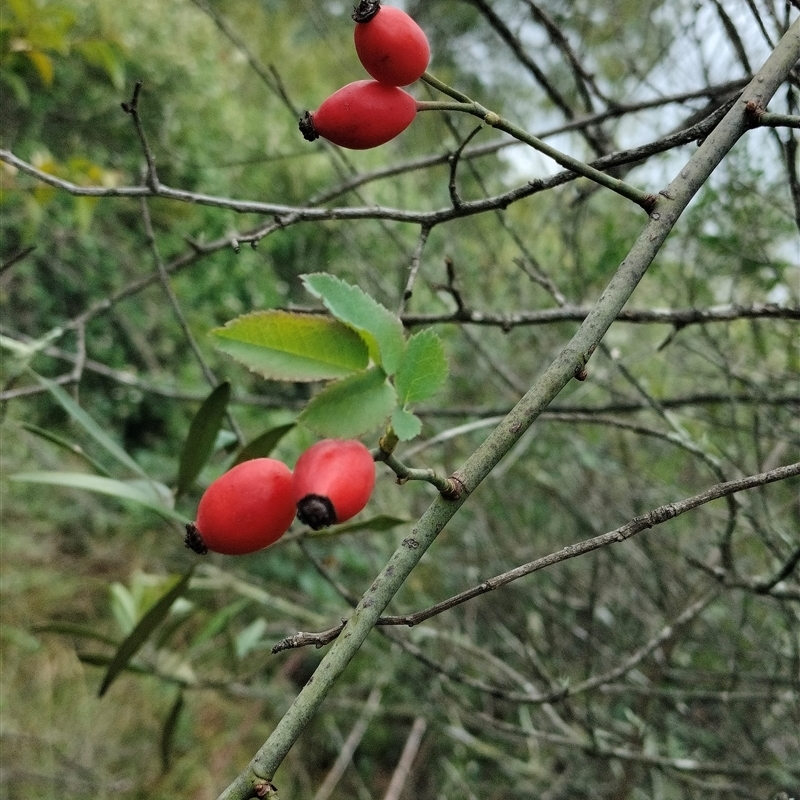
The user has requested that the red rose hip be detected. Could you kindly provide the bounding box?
[353,1,430,86]
[185,458,295,555]
[293,439,376,530]
[299,80,417,150]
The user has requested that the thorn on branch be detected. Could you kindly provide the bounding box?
[642,193,659,214]
[744,99,765,127]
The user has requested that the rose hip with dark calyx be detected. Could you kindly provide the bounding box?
[293,439,376,530]
[299,80,417,150]
[353,1,430,87]
[185,458,295,555]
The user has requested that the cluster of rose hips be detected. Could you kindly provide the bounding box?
[185,439,376,556]
[299,0,430,150]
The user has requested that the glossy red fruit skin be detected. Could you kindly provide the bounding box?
[354,4,430,87]
[299,80,416,150]
[293,439,376,530]
[188,458,295,555]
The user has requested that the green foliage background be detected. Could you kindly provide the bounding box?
[1,0,798,798]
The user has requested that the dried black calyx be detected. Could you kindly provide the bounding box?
[352,0,381,23]
[296,494,337,530]
[184,523,208,555]
[299,112,319,142]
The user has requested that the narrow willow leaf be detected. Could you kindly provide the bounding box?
[33,622,120,647]
[212,311,368,381]
[11,472,190,524]
[230,422,295,467]
[160,689,184,773]
[302,273,406,375]
[298,368,396,438]
[110,582,138,635]
[175,382,231,498]
[33,373,148,479]
[394,329,448,406]
[214,429,239,452]
[99,569,194,697]
[311,514,410,536]
[21,423,112,476]
[190,598,250,650]
[235,618,268,660]
[391,406,423,441]
[78,652,152,677]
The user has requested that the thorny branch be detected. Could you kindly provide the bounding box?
[3,6,796,797]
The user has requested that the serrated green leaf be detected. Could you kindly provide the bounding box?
[212,311,369,381]
[33,373,148,479]
[391,406,423,441]
[99,569,194,697]
[299,368,396,439]
[175,382,231,498]
[394,329,448,406]
[230,422,295,468]
[302,273,406,375]
[11,472,190,524]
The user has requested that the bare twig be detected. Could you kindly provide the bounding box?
[0,95,732,225]
[398,226,432,314]
[471,713,800,777]
[272,463,800,654]
[120,81,159,191]
[382,717,427,800]
[311,686,383,800]
[139,196,244,444]
[400,302,800,328]
[0,245,36,274]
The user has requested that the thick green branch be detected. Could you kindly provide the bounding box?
[417,75,655,210]
[215,18,800,800]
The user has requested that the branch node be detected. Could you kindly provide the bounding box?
[642,193,659,214]
[441,475,467,501]
[744,99,765,127]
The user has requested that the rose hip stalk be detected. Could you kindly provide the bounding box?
[185,458,295,555]
[299,80,417,150]
[293,439,376,530]
[353,1,430,87]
